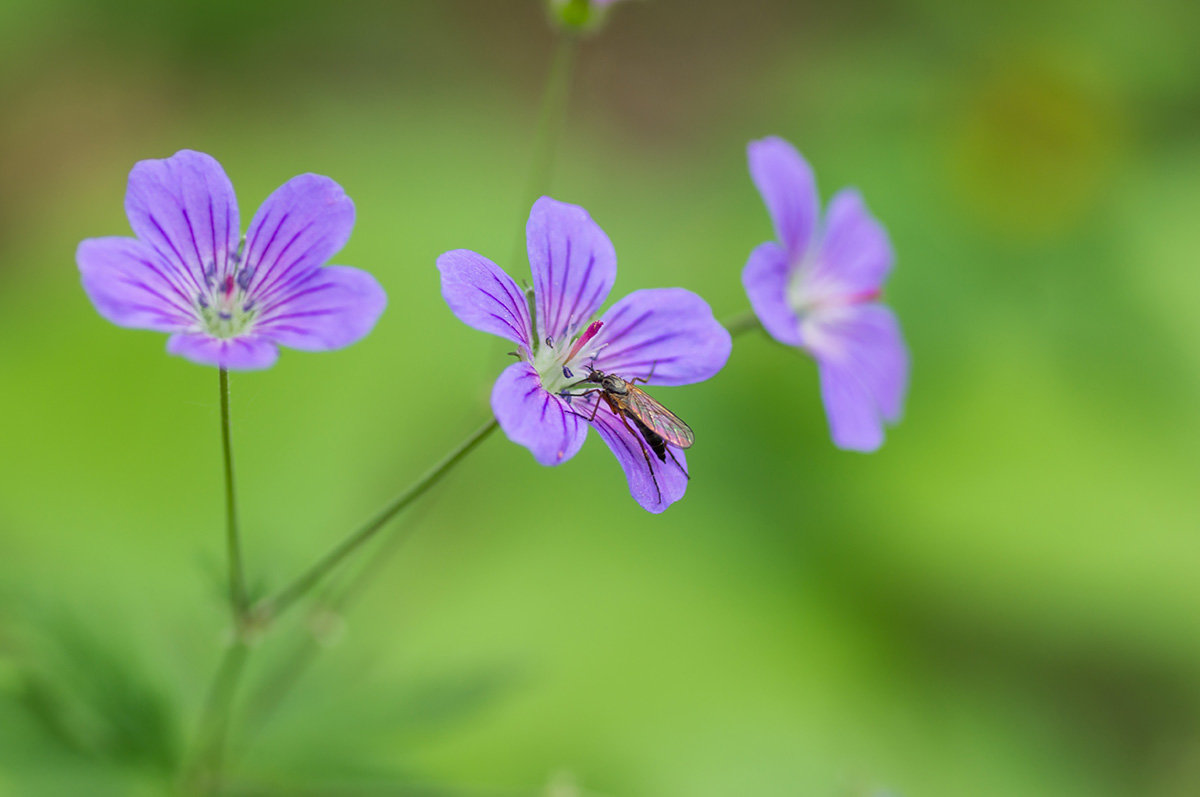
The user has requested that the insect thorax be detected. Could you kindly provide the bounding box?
[601,375,628,394]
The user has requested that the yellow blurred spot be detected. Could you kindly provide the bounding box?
[948,53,1123,239]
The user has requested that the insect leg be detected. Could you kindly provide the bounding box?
[585,392,611,423]
[665,447,689,481]
[629,361,659,386]
[558,389,604,422]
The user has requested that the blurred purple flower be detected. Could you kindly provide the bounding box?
[77,150,386,370]
[743,137,908,451]
[439,197,731,513]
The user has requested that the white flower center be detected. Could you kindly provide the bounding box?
[195,258,259,339]
[786,256,880,319]
[530,320,607,395]
[786,254,881,358]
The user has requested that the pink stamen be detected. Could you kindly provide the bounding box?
[846,288,881,304]
[566,320,603,363]
[223,274,235,299]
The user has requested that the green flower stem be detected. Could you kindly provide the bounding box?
[509,31,579,268]
[241,492,443,740]
[527,32,578,204]
[722,309,762,338]
[253,417,500,625]
[181,368,253,793]
[183,638,249,794]
[219,368,249,620]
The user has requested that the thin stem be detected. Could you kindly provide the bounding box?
[242,494,442,736]
[527,32,578,205]
[510,32,579,267]
[182,368,252,793]
[721,309,762,338]
[219,368,248,619]
[254,418,499,624]
[182,640,250,794]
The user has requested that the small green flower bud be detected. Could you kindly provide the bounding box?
[548,0,621,33]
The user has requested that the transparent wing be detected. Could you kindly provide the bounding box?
[622,387,695,449]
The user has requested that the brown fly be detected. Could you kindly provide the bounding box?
[562,366,692,503]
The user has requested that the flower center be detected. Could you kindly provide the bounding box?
[531,320,606,394]
[786,257,880,319]
[195,257,259,339]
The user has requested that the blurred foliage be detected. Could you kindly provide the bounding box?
[1,0,1200,795]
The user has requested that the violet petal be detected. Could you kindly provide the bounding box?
[438,249,533,350]
[809,304,908,451]
[77,237,198,332]
[166,332,279,371]
[815,188,894,296]
[591,287,731,385]
[526,196,616,345]
[242,174,355,301]
[124,149,240,294]
[589,399,689,513]
[491,361,589,466]
[742,241,803,347]
[748,137,819,262]
[256,265,387,352]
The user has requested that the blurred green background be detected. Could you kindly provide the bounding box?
[1,0,1199,794]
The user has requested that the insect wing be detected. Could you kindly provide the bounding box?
[622,386,694,449]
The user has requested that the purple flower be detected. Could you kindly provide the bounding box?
[439,197,731,513]
[77,150,387,370]
[743,137,908,451]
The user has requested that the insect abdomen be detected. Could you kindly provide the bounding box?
[632,416,668,462]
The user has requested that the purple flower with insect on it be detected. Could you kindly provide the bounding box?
[77,149,387,370]
[438,196,731,513]
[743,137,909,452]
